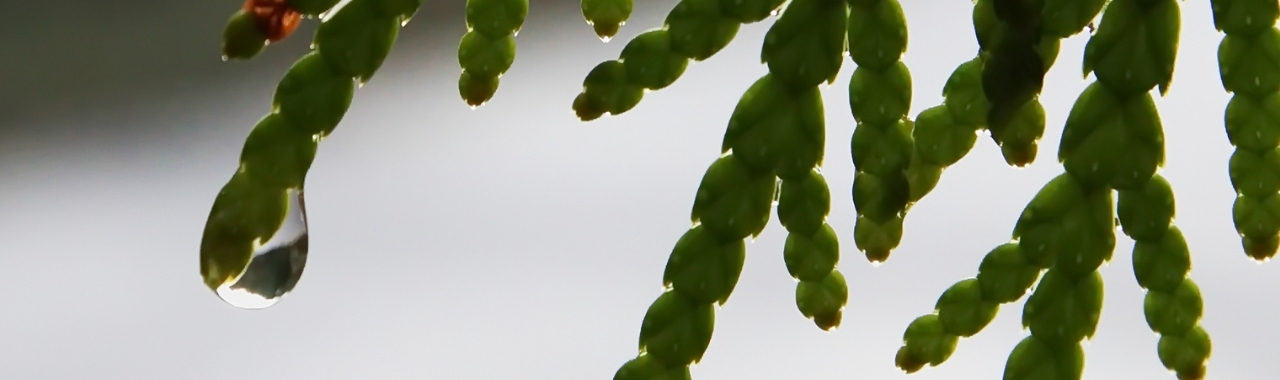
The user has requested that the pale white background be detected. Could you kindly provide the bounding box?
[0,1,1273,379]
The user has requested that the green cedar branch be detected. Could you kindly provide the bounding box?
[614,1,851,376]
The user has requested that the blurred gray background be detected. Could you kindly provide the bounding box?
[0,1,1273,379]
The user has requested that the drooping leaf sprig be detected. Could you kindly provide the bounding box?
[870,0,1105,263]
[570,0,789,121]
[611,0,848,378]
[895,1,1213,379]
[845,0,914,263]
[203,0,419,306]
[1212,0,1280,260]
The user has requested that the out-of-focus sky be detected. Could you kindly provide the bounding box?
[0,1,1274,379]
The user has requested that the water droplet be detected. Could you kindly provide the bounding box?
[600,35,612,43]
[215,189,310,310]
[401,18,411,27]
[770,9,781,16]
[220,55,230,62]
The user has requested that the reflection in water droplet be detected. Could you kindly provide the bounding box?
[600,35,612,43]
[216,189,309,309]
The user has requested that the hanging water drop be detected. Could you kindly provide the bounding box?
[212,188,310,310]
[600,35,612,43]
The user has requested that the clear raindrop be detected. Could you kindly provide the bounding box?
[215,188,310,310]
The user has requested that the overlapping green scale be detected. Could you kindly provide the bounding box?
[222,10,270,60]
[201,0,418,304]
[458,0,528,107]
[1214,0,1280,260]
[1002,335,1085,380]
[905,57,986,203]
[723,75,826,180]
[571,0,787,121]
[315,0,402,82]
